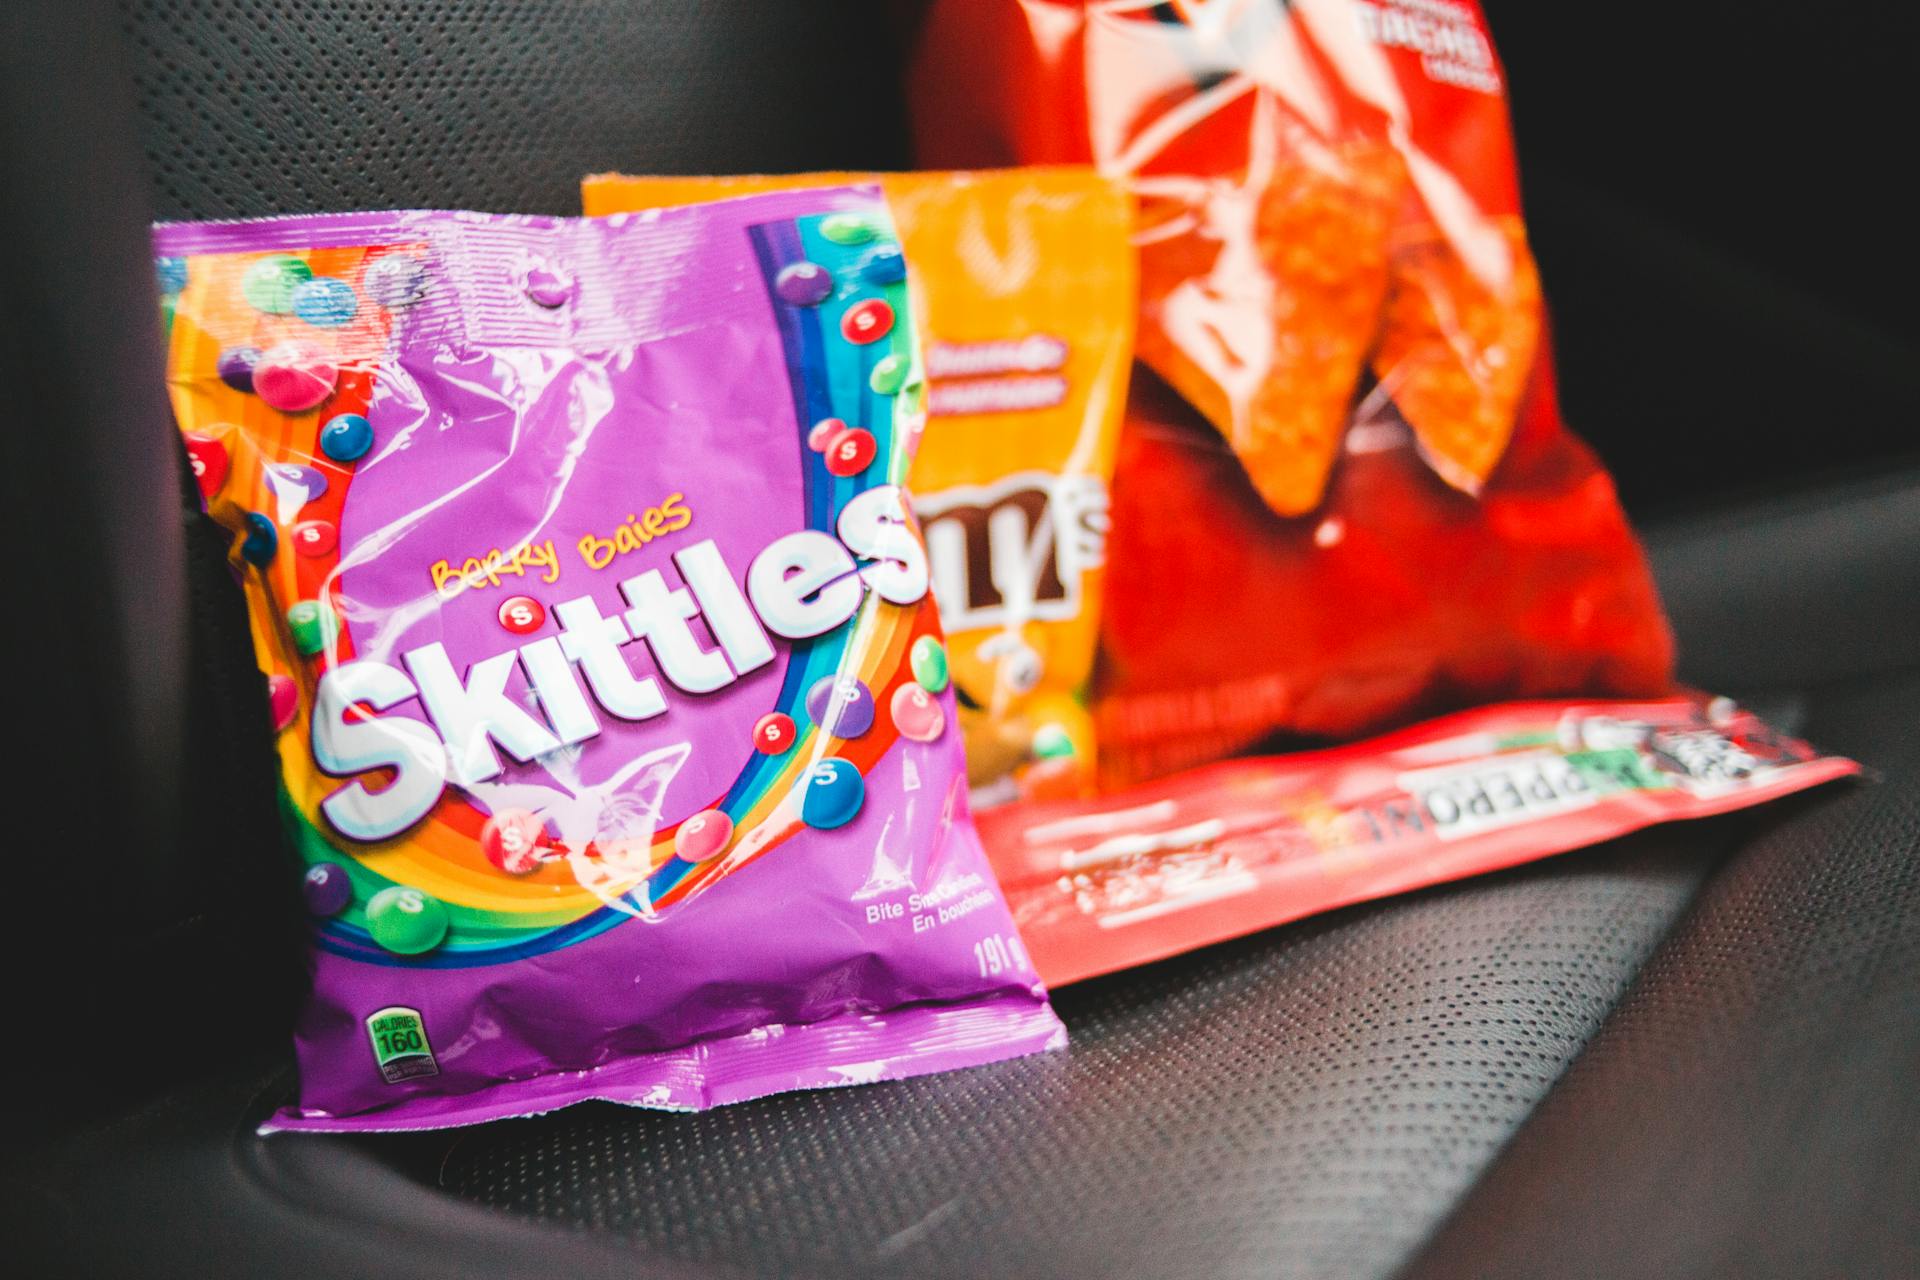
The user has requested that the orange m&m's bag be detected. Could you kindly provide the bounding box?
[586,168,1135,804]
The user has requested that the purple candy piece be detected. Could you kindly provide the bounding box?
[775,261,833,306]
[806,673,874,739]
[524,263,576,309]
[364,253,429,308]
[302,862,353,917]
[265,462,329,504]
[217,346,262,392]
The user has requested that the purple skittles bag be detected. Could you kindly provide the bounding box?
[155,189,1065,1132]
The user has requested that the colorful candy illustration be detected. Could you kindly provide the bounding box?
[162,204,950,967]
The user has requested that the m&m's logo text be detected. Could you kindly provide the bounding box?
[917,472,1108,633]
[313,486,928,843]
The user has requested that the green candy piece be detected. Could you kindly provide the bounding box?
[819,213,879,246]
[869,354,908,396]
[241,255,313,314]
[910,635,949,694]
[899,379,927,416]
[1032,723,1077,760]
[365,886,449,956]
[287,600,339,656]
[159,295,175,332]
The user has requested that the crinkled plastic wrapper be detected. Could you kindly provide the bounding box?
[585,168,1135,808]
[909,0,1676,787]
[979,695,1859,987]
[154,189,1065,1133]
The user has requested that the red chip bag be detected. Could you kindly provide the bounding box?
[1096,365,1671,785]
[910,0,1675,786]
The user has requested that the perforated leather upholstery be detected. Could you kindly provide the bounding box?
[120,0,911,220]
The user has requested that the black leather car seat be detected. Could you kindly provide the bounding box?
[2,2,1914,1276]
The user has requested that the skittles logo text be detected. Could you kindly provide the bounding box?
[314,486,926,843]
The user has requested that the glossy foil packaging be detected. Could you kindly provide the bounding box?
[908,0,1677,786]
[154,190,1065,1132]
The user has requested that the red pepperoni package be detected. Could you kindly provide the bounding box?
[978,695,1858,987]
[908,0,1677,787]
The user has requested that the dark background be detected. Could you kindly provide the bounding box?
[1480,0,1919,513]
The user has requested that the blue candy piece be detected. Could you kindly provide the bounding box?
[319,413,374,462]
[805,673,875,739]
[859,244,905,285]
[155,256,188,297]
[799,758,865,830]
[241,511,278,567]
[291,276,359,327]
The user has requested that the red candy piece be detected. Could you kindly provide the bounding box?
[807,417,846,452]
[840,298,894,345]
[292,519,338,558]
[267,674,299,732]
[498,595,546,634]
[823,428,877,477]
[481,809,547,875]
[753,711,797,754]
[184,433,229,499]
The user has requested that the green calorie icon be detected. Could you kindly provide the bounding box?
[366,1006,439,1085]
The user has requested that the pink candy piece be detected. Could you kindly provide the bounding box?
[252,345,338,412]
[674,809,734,863]
[267,674,299,732]
[482,809,547,875]
[808,417,846,452]
[889,682,945,742]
